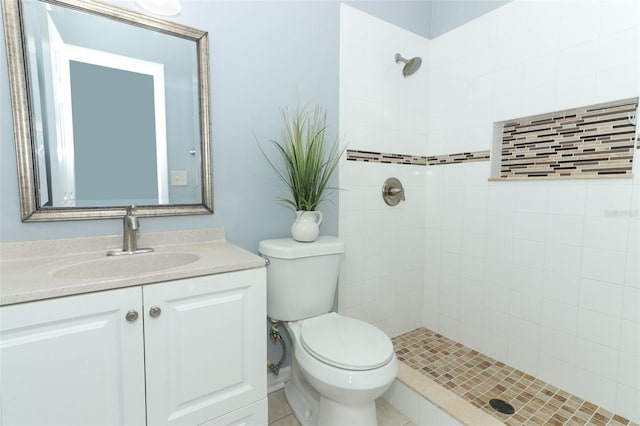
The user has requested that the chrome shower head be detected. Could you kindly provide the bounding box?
[395,53,422,77]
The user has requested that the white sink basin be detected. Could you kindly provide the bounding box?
[53,252,200,279]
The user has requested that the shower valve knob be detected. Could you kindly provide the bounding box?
[382,177,406,206]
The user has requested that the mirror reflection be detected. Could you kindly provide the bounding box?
[2,0,213,220]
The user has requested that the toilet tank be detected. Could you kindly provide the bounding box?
[258,236,344,321]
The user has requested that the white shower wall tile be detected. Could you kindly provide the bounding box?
[544,243,583,275]
[601,0,640,35]
[540,327,577,365]
[597,28,639,72]
[421,2,638,417]
[576,337,620,382]
[482,331,509,362]
[542,270,580,306]
[509,291,541,324]
[573,368,618,413]
[580,247,627,285]
[508,316,541,349]
[546,184,588,216]
[513,238,545,268]
[541,300,578,335]
[538,355,575,393]
[618,351,640,391]
[339,97,427,340]
[619,320,640,356]
[512,213,547,241]
[507,339,539,377]
[578,278,624,317]
[595,63,640,103]
[626,219,639,254]
[622,286,640,322]
[624,252,639,288]
[616,384,640,424]
[482,283,510,315]
[585,183,633,217]
[544,215,585,246]
[340,4,428,155]
[512,183,549,214]
[459,254,485,281]
[615,350,640,395]
[521,83,557,118]
[340,0,639,421]
[577,308,621,350]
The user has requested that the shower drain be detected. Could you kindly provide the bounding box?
[489,398,515,415]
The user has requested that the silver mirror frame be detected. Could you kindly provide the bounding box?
[1,0,213,221]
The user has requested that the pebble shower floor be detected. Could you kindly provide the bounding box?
[392,328,637,426]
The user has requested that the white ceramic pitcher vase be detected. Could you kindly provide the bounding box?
[291,210,323,242]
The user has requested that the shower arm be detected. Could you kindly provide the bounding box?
[394,53,408,64]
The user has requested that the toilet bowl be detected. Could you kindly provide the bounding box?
[284,313,397,426]
[258,237,398,425]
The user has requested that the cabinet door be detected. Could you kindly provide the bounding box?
[200,398,268,426]
[144,268,266,426]
[0,287,146,426]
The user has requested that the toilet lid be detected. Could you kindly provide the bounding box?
[300,314,394,371]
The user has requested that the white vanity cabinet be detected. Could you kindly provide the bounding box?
[0,268,267,426]
[0,286,147,426]
[144,270,267,425]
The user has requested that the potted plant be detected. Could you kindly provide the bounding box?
[261,102,342,242]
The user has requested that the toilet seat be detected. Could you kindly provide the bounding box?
[300,313,394,371]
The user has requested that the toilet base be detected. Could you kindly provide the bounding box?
[283,334,379,426]
[317,396,377,426]
[283,347,320,426]
[285,381,379,426]
[284,381,317,426]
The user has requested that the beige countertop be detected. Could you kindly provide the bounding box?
[0,228,265,306]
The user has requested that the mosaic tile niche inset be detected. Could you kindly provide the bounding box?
[499,98,638,179]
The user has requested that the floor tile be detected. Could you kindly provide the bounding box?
[267,390,412,425]
[270,413,301,426]
[268,389,293,424]
[376,398,414,426]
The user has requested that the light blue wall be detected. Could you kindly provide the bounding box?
[0,1,341,253]
[346,1,432,38]
[345,0,511,39]
[0,0,509,375]
[430,0,511,38]
[0,0,506,250]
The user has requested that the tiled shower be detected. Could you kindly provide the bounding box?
[338,1,639,423]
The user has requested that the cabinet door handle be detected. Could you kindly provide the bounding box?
[149,306,162,318]
[125,310,139,322]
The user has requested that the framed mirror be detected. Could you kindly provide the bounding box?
[2,0,213,221]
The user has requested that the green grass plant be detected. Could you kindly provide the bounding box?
[261,103,342,211]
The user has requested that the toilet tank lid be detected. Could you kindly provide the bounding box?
[258,236,344,259]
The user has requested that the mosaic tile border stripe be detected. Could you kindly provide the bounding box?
[346,149,427,165]
[346,149,490,166]
[392,328,636,426]
[500,98,638,179]
[427,150,490,165]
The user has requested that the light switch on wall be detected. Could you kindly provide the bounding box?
[171,171,188,186]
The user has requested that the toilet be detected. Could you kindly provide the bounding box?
[259,236,398,426]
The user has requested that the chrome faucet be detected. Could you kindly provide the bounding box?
[123,205,139,252]
[107,205,154,256]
